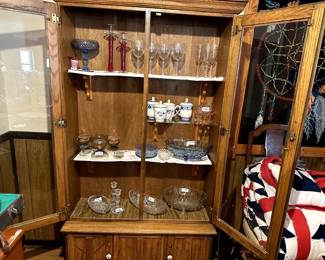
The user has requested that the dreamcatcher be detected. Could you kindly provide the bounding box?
[304,36,325,143]
[255,22,307,129]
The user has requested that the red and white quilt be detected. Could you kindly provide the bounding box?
[242,156,325,260]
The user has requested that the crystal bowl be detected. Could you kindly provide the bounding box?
[157,149,171,161]
[165,139,210,161]
[135,144,158,158]
[87,195,111,214]
[129,189,168,215]
[92,134,108,150]
[163,186,207,212]
[71,39,99,51]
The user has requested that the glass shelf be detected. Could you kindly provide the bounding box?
[73,150,212,165]
[68,69,224,82]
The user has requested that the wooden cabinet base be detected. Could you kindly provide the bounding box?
[63,221,216,260]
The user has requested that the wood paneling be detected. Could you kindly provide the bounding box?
[66,234,112,260]
[167,236,212,260]
[56,0,247,17]
[0,140,16,194]
[14,139,55,240]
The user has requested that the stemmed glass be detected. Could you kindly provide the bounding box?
[171,42,185,76]
[195,44,203,77]
[132,40,145,74]
[158,43,170,75]
[203,43,211,78]
[148,42,157,74]
[208,44,217,78]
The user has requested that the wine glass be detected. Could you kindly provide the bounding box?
[132,40,145,73]
[148,42,157,74]
[195,44,203,77]
[202,43,211,77]
[171,42,185,76]
[158,43,170,75]
[208,44,218,78]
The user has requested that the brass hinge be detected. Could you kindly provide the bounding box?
[55,119,67,128]
[50,13,61,25]
[232,25,242,36]
[219,126,230,136]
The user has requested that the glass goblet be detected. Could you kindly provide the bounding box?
[208,44,218,78]
[171,42,185,76]
[195,44,203,77]
[132,40,145,74]
[148,42,157,74]
[158,43,170,76]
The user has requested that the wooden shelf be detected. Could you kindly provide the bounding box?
[67,69,224,82]
[149,74,224,82]
[147,119,192,125]
[70,198,210,223]
[68,69,144,78]
[73,150,212,165]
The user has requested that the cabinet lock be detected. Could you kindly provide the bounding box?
[55,119,67,128]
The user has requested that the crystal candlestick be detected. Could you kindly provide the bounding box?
[116,32,129,72]
[104,24,117,72]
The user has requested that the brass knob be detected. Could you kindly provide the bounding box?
[105,253,112,259]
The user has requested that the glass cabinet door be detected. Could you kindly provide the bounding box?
[0,0,65,239]
[212,4,325,259]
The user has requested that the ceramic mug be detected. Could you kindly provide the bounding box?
[163,99,178,122]
[154,101,167,122]
[147,97,158,120]
[179,98,193,121]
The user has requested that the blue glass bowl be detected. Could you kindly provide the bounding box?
[166,139,210,161]
[135,144,157,158]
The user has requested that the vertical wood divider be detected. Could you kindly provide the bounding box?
[266,5,325,259]
[140,10,151,219]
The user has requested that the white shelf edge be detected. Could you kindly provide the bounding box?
[149,74,224,82]
[73,150,211,165]
[67,70,224,82]
[68,69,144,78]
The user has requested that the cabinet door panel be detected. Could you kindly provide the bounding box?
[142,236,165,260]
[114,235,139,260]
[167,236,211,260]
[66,234,112,260]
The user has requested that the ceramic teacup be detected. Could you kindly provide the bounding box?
[163,99,177,122]
[147,97,158,120]
[154,101,167,122]
[179,98,193,121]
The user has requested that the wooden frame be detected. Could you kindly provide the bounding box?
[213,3,325,260]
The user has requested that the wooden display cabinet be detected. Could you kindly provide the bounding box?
[1,0,324,259]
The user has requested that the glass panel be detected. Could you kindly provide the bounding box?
[219,21,308,258]
[0,9,55,239]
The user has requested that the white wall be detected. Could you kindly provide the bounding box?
[0,9,51,133]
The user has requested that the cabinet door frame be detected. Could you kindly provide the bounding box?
[0,0,68,233]
[212,3,325,259]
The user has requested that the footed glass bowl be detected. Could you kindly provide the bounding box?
[166,139,210,161]
[129,190,168,215]
[71,39,99,51]
[163,186,207,212]
[135,144,158,158]
[87,195,111,214]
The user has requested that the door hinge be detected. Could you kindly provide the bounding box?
[219,126,230,136]
[232,25,242,36]
[55,119,67,128]
[50,13,61,25]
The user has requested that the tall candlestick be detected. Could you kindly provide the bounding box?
[104,24,116,72]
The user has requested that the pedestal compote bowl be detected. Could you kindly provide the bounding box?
[71,39,99,71]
